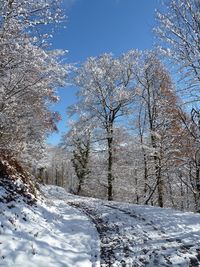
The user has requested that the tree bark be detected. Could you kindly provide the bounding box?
[107,136,113,201]
[77,179,83,195]
[156,157,164,208]
[151,133,164,208]
[195,161,200,212]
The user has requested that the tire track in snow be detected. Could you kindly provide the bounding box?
[66,199,200,267]
[66,200,168,266]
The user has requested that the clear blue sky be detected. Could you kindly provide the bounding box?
[47,0,161,145]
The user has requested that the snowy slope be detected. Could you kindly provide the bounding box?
[0,186,100,267]
[1,184,200,267]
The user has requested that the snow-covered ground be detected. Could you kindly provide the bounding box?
[0,186,100,267]
[65,194,200,267]
[1,185,200,266]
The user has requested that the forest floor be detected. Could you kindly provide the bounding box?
[1,185,200,266]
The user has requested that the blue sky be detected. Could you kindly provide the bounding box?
[47,0,161,145]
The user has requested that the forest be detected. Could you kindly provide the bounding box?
[1,0,200,213]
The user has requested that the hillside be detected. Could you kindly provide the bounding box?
[1,185,200,267]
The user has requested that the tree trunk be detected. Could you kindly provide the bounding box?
[167,174,176,209]
[77,179,83,195]
[155,157,164,207]
[61,162,64,187]
[55,167,58,186]
[180,176,184,210]
[45,170,49,184]
[151,133,164,208]
[195,163,200,212]
[143,152,148,197]
[135,169,139,204]
[107,136,113,201]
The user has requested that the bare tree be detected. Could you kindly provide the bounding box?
[70,51,140,200]
[136,52,181,207]
[156,0,200,93]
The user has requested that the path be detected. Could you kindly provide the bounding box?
[66,198,200,267]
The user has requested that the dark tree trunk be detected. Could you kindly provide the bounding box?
[45,170,49,184]
[155,155,164,208]
[135,169,139,204]
[151,132,164,208]
[157,157,164,207]
[139,131,148,200]
[143,152,148,196]
[107,136,113,201]
[77,179,83,195]
[55,167,58,186]
[195,161,200,212]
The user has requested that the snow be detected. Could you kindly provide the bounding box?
[1,184,200,266]
[0,186,100,267]
[64,193,200,266]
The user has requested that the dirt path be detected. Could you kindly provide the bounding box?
[66,200,195,267]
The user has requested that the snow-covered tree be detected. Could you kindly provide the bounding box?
[175,107,200,211]
[135,52,182,207]
[70,51,140,200]
[156,0,200,211]
[62,120,92,195]
[0,0,67,163]
[156,0,200,95]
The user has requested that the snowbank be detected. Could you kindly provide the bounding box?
[0,185,100,267]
